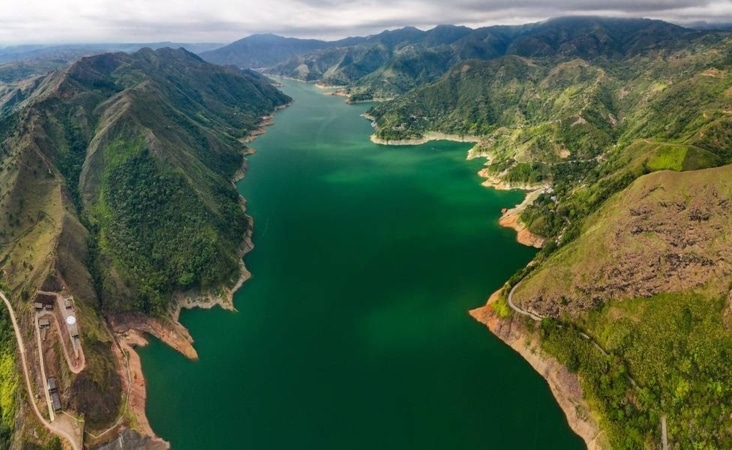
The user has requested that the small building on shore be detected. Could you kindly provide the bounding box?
[51,392,62,412]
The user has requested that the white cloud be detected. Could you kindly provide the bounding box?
[1,0,731,45]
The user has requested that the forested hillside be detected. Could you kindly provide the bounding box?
[0,47,289,443]
[349,17,732,449]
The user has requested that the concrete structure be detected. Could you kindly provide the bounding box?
[34,302,44,310]
[48,377,57,392]
[38,318,50,328]
[64,297,73,309]
[66,316,79,338]
[51,392,62,413]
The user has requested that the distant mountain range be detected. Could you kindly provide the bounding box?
[3,16,732,449]
[0,42,225,85]
[200,17,709,100]
[0,42,224,64]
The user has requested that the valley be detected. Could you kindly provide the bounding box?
[1,14,732,450]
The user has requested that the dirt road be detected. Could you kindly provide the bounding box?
[0,290,81,450]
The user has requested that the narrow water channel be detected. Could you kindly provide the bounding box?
[139,80,585,450]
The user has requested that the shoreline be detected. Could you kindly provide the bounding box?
[470,291,607,449]
[478,167,547,248]
[108,110,279,445]
[363,121,546,249]
[496,186,547,248]
[369,131,481,146]
[313,82,394,103]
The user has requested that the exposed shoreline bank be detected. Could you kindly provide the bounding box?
[469,291,607,450]
[476,167,547,248]
[496,186,547,248]
[369,131,481,146]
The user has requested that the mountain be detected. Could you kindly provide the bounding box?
[266,24,496,99]
[0,43,225,86]
[0,47,289,444]
[0,43,224,64]
[262,17,699,101]
[366,28,732,212]
[199,33,334,68]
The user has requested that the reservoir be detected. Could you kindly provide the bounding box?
[139,80,585,449]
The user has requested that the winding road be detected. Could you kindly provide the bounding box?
[506,280,544,321]
[0,290,81,450]
[507,280,608,357]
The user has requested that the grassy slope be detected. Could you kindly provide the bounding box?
[514,166,732,447]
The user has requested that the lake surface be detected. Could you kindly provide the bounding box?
[139,80,585,449]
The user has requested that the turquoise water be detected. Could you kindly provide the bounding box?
[139,80,584,449]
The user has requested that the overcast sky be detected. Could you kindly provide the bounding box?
[2,0,732,45]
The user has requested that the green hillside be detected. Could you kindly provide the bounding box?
[516,166,732,447]
[344,17,732,448]
[0,47,289,438]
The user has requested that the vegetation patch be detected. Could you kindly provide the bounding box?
[542,292,732,448]
[0,307,17,449]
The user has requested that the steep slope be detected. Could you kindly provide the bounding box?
[0,47,289,445]
[200,33,334,68]
[503,166,732,448]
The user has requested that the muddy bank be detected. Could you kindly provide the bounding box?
[109,312,198,360]
[470,291,607,449]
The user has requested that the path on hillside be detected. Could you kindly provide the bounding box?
[36,291,87,374]
[0,290,81,450]
[506,280,544,321]
[44,313,86,374]
[507,281,608,357]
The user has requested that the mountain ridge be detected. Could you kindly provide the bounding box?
[0,46,289,448]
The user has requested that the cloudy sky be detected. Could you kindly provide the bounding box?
[2,0,732,45]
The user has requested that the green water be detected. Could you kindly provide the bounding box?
[139,81,585,449]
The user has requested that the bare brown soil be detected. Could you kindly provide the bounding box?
[499,210,546,248]
[108,313,197,360]
[514,166,732,318]
[112,329,155,437]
